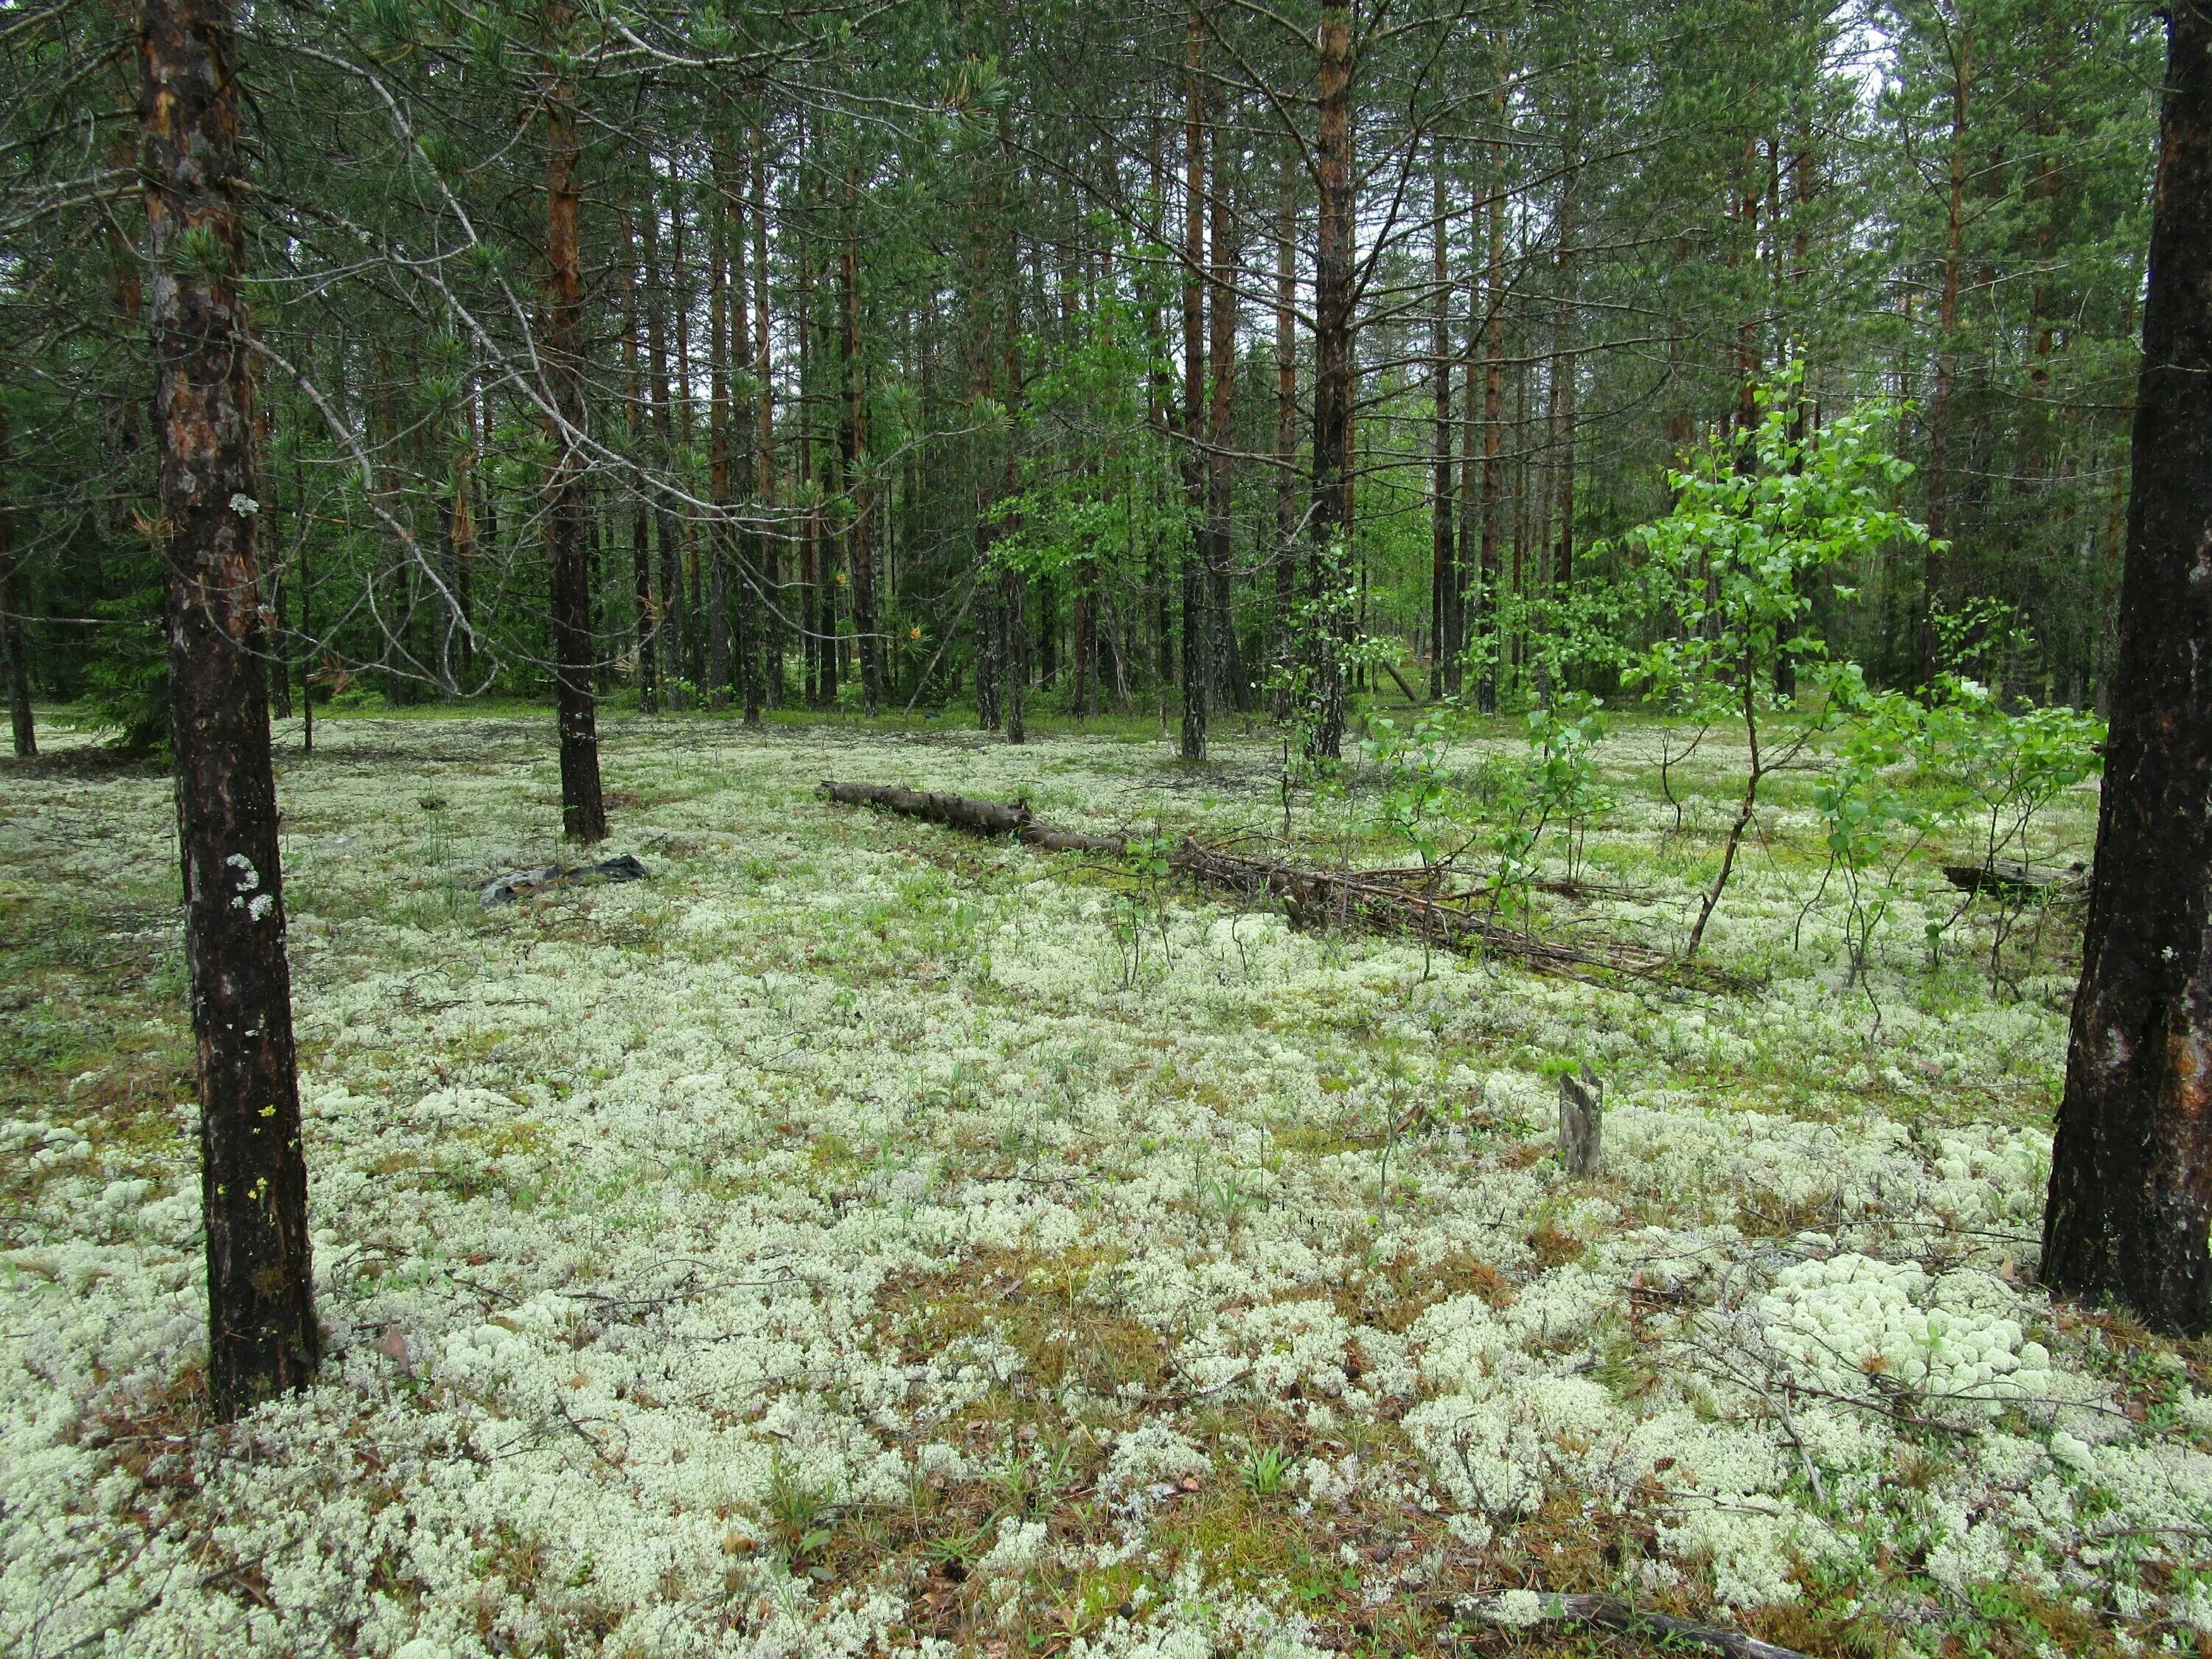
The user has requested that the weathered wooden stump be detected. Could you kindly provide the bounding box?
[1559,1068,1603,1178]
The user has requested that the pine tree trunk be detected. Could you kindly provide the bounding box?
[754,131,781,711]
[1919,36,1971,688]
[1430,146,1456,701]
[671,187,702,685]
[1208,104,1243,716]
[1,406,33,758]
[1273,144,1298,720]
[798,225,821,709]
[731,137,760,728]
[2041,0,2212,1337]
[1308,3,1354,760]
[541,22,606,842]
[640,181,684,698]
[621,209,658,712]
[139,0,317,1419]
[1475,110,1506,714]
[708,145,734,709]
[1180,6,1209,762]
[843,179,881,718]
[452,378,477,687]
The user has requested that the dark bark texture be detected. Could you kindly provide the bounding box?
[2,406,33,758]
[542,35,607,843]
[2042,0,2212,1335]
[139,0,318,1419]
[1307,4,1354,759]
[1178,6,1208,762]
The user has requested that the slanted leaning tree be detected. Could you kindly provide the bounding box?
[140,0,319,1416]
[2042,0,2212,1335]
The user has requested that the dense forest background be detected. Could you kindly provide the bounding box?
[0,0,2163,747]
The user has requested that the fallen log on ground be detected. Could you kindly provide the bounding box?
[1486,1594,1815,1659]
[1941,858,2087,900]
[481,853,650,905]
[1355,859,1654,905]
[821,781,1733,992]
[819,781,1127,853]
[1175,839,1735,991]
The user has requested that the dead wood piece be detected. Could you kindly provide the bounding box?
[1941,858,2086,899]
[822,781,1736,992]
[821,781,1127,855]
[1495,1594,1815,1659]
[1559,1069,1603,1177]
[480,854,650,905]
[1173,838,1737,992]
[1360,860,1649,905]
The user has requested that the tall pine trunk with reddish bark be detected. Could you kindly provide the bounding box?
[541,18,606,842]
[1307,2,1354,761]
[1272,144,1298,720]
[139,0,317,1419]
[1430,148,1456,700]
[842,173,881,718]
[2042,0,2212,1335]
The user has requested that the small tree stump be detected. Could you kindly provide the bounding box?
[1559,1068,1602,1178]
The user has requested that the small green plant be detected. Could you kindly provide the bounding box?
[1476,692,1611,920]
[765,1450,833,1561]
[1361,707,1459,872]
[1107,833,1177,991]
[1806,674,1927,993]
[1239,1439,1293,1499]
[1916,676,2101,987]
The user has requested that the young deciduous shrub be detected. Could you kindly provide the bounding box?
[1618,375,1932,956]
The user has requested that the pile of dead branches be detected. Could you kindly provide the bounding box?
[821,781,1736,993]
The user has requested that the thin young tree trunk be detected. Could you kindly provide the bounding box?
[1512,337,1528,681]
[621,209,658,712]
[815,269,841,709]
[1919,34,1971,688]
[1,406,32,759]
[730,133,759,727]
[1549,130,1579,625]
[708,148,734,709]
[640,181,685,697]
[843,174,882,717]
[260,398,291,720]
[672,179,702,683]
[541,18,606,842]
[2042,0,2212,1336]
[1180,5,1208,761]
[451,377,477,686]
[1273,143,1297,720]
[1208,102,1244,715]
[1001,279,1027,745]
[297,447,313,755]
[1474,106,1505,713]
[754,130,780,709]
[798,220,820,708]
[1144,125,1172,714]
[1459,268,1479,708]
[139,0,316,1419]
[1308,2,1355,760]
[1430,145,1455,700]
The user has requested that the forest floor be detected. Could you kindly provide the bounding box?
[3,706,2210,1659]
